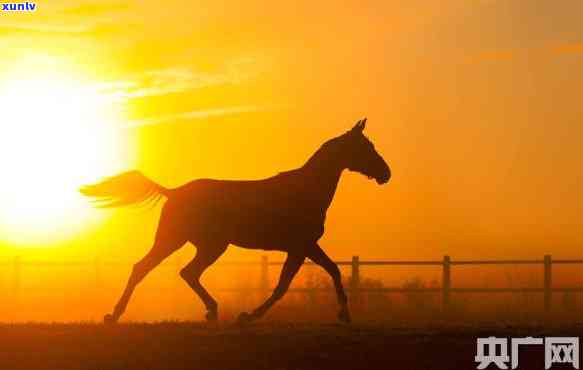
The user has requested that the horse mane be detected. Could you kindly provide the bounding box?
[276,168,302,177]
[274,136,339,179]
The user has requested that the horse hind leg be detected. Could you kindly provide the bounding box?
[179,241,228,322]
[105,231,186,324]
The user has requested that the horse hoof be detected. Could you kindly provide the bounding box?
[338,309,352,324]
[104,314,117,325]
[205,310,218,322]
[236,312,253,325]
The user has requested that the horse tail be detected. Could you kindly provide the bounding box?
[79,170,169,208]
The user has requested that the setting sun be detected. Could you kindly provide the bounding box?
[0,74,128,245]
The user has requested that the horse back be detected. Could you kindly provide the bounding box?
[163,177,326,251]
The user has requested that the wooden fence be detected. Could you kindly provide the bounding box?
[4,254,583,313]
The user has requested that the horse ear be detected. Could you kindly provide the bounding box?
[351,118,367,133]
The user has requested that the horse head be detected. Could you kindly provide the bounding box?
[335,118,391,184]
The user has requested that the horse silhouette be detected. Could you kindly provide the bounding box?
[81,118,391,324]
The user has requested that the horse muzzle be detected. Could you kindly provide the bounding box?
[375,164,391,185]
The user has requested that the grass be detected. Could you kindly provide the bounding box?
[0,321,582,369]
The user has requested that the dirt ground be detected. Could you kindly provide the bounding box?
[0,321,581,370]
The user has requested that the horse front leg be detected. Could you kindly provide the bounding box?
[306,244,351,323]
[237,253,304,324]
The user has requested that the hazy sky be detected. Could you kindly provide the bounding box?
[1,0,583,260]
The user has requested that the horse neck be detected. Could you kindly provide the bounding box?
[300,147,345,213]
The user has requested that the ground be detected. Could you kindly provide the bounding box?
[0,321,581,370]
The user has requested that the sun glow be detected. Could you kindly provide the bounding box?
[0,74,129,245]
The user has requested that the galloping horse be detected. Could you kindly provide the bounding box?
[81,118,391,324]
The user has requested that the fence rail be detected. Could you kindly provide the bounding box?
[6,254,583,313]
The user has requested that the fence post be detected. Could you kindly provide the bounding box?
[260,255,269,298]
[442,255,451,312]
[12,256,20,297]
[306,263,317,308]
[544,254,552,314]
[351,256,360,305]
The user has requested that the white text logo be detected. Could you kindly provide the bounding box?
[475,336,579,369]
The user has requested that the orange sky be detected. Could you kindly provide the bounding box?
[1,0,583,264]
